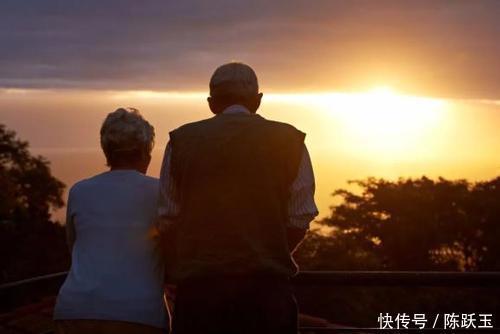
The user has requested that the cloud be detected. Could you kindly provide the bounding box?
[0,0,499,99]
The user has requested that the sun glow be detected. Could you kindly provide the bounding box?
[270,87,447,160]
[108,87,448,161]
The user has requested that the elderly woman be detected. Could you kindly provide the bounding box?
[53,108,168,333]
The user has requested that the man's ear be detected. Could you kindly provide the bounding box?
[251,93,263,113]
[257,92,263,104]
[207,96,220,115]
[207,96,214,114]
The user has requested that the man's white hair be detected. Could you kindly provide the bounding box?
[100,108,154,163]
[209,62,259,98]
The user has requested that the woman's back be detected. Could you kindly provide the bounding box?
[54,170,167,329]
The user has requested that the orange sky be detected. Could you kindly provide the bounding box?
[1,88,499,221]
[1,1,499,221]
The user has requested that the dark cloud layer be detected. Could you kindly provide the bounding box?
[1,0,499,99]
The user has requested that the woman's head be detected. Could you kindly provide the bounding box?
[100,108,155,173]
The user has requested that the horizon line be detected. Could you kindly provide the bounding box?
[1,87,500,106]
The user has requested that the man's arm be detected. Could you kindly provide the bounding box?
[157,142,181,282]
[287,226,307,254]
[287,144,319,253]
[158,142,180,226]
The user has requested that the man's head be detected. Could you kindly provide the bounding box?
[207,62,263,114]
[100,107,155,173]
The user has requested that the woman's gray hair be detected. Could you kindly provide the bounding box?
[100,108,155,166]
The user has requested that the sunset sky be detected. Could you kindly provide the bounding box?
[1,1,499,221]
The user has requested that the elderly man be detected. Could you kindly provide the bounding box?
[158,62,318,334]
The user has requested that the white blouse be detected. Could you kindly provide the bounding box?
[54,170,167,329]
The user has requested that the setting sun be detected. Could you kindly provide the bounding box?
[321,87,447,159]
[266,87,447,160]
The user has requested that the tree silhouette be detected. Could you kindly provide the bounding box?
[0,124,68,283]
[296,176,500,272]
[0,124,64,223]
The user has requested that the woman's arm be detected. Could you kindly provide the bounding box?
[66,215,76,254]
[65,188,76,254]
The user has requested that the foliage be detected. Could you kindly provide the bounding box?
[0,124,68,283]
[0,124,65,223]
[296,176,500,272]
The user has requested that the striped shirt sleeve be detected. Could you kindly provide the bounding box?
[287,144,319,229]
[158,142,180,220]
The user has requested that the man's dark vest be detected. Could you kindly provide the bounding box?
[168,113,305,281]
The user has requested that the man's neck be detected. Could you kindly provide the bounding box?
[222,104,251,115]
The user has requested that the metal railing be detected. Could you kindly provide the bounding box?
[2,271,500,332]
[1,271,68,313]
[293,270,500,287]
[3,270,500,291]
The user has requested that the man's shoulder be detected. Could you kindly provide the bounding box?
[170,115,305,140]
[258,116,306,139]
[170,117,215,135]
[261,117,302,132]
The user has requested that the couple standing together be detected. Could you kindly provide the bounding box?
[53,62,318,334]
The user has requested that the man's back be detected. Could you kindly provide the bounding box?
[160,62,318,334]
[168,112,305,281]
